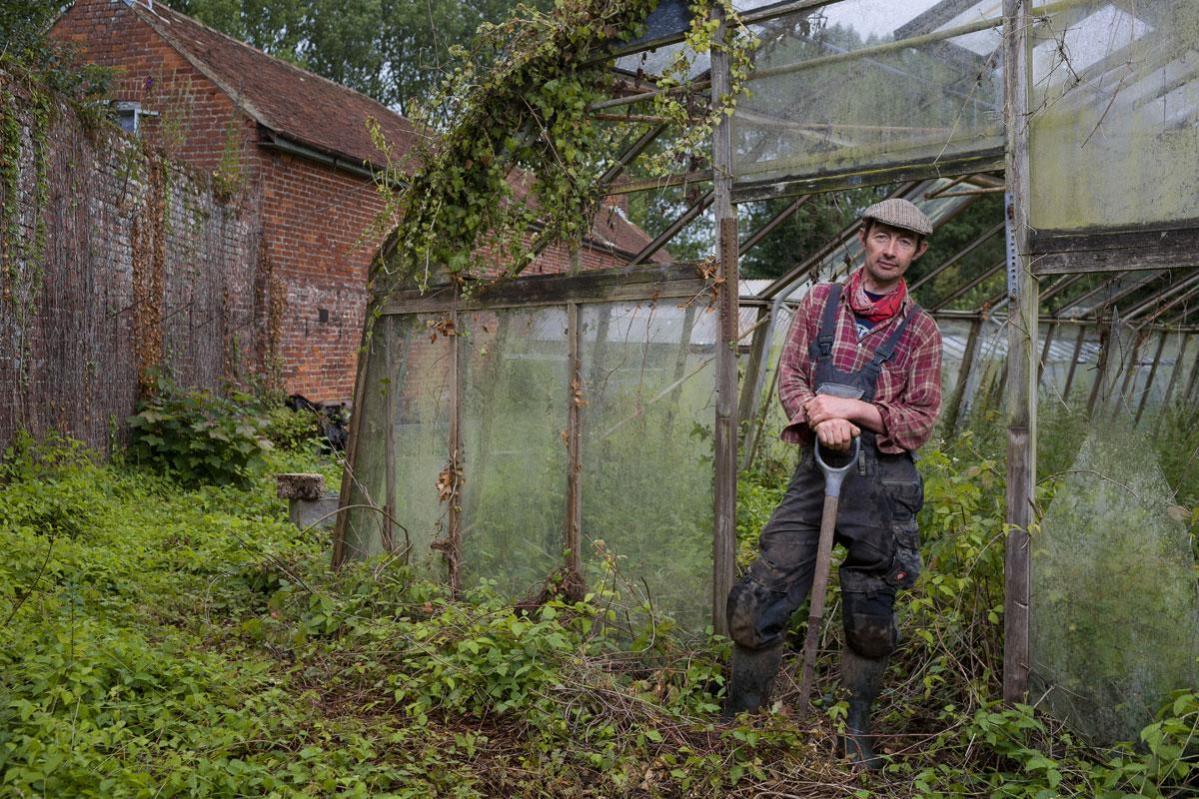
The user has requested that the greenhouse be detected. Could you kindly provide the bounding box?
[333,0,1199,744]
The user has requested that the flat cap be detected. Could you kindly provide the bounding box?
[861,198,934,237]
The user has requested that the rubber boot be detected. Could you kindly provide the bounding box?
[839,648,888,770]
[722,643,783,720]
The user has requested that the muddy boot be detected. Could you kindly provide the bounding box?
[723,643,783,720]
[839,648,888,770]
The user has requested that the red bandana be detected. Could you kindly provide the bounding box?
[846,267,906,324]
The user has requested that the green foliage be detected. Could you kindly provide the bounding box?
[262,406,323,451]
[0,431,1195,796]
[371,0,756,293]
[128,383,273,487]
[0,2,67,63]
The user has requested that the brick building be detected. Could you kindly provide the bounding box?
[53,0,668,403]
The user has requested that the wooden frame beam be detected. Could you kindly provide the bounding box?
[565,302,583,585]
[1032,228,1199,275]
[944,318,983,434]
[379,263,710,315]
[711,2,738,636]
[1002,0,1035,707]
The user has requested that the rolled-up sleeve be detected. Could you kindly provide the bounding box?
[874,318,942,452]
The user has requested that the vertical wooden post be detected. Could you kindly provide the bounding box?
[711,4,738,636]
[1134,331,1168,425]
[383,318,397,553]
[1061,324,1087,402]
[666,303,699,434]
[446,306,463,595]
[944,318,983,434]
[333,305,377,569]
[1002,0,1036,706]
[1086,325,1111,416]
[1117,331,1146,412]
[737,306,771,427]
[564,302,583,585]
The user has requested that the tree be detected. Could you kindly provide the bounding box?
[166,0,547,114]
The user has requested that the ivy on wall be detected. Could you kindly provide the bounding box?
[370,0,757,295]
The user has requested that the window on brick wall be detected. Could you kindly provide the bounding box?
[114,101,156,135]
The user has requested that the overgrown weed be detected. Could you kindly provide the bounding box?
[0,425,1195,796]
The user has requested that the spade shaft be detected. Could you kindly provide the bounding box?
[796,437,860,717]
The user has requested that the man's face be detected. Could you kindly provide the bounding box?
[858,221,928,291]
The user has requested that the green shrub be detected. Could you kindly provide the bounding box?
[262,406,322,451]
[127,385,271,487]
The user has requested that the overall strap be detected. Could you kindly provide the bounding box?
[865,304,917,374]
[810,284,843,361]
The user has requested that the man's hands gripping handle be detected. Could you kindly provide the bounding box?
[803,393,880,452]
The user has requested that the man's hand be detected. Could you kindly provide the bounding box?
[804,395,858,428]
[804,394,886,435]
[813,418,860,451]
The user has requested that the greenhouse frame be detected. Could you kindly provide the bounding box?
[334,0,1199,706]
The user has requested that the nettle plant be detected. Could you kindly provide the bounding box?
[368,0,757,294]
[128,380,272,487]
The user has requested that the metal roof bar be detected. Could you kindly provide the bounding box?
[1114,271,1199,321]
[1053,270,1161,319]
[597,124,668,188]
[1040,272,1087,306]
[930,258,1005,312]
[607,169,713,195]
[590,0,842,65]
[1127,273,1199,325]
[738,195,812,254]
[909,221,1004,293]
[627,189,715,266]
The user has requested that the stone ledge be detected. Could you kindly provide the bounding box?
[276,473,325,501]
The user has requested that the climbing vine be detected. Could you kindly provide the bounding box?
[0,77,54,316]
[0,85,21,292]
[371,0,757,295]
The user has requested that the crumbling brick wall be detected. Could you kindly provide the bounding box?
[0,71,264,454]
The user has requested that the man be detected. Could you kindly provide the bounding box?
[724,198,943,770]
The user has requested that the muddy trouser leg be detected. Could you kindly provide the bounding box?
[725,456,826,717]
[837,452,924,769]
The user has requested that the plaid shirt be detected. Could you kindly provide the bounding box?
[778,281,942,454]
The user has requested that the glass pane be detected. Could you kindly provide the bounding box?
[579,300,718,633]
[343,314,453,576]
[1029,0,1199,231]
[458,308,570,598]
[735,1,1004,186]
[342,327,390,560]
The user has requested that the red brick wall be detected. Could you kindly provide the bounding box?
[52,0,251,177]
[257,148,384,401]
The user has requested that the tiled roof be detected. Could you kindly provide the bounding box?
[129,1,419,168]
[588,203,672,264]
